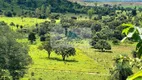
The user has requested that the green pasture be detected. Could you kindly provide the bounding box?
[0,16,136,80]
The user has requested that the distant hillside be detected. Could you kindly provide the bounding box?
[68,0,84,2]
[0,0,82,13]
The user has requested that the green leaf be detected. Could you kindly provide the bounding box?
[122,23,133,28]
[132,33,141,42]
[122,23,134,35]
[138,46,142,58]
[122,28,130,35]
[122,27,134,35]
[127,71,142,80]
[136,41,142,50]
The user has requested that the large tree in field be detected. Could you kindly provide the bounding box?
[54,44,76,61]
[42,34,52,58]
[0,22,31,80]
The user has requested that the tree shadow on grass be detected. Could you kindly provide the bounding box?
[48,57,78,62]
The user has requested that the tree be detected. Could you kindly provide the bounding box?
[38,21,50,36]
[110,55,133,80]
[61,19,71,36]
[113,30,124,40]
[42,34,52,58]
[35,8,40,18]
[132,9,137,16]
[54,44,76,61]
[4,11,13,17]
[28,32,36,44]
[93,40,111,52]
[91,23,102,33]
[62,23,70,36]
[0,69,12,79]
[40,35,46,41]
[41,5,45,15]
[95,31,107,40]
[87,8,94,19]
[45,5,51,17]
[0,22,31,79]
[94,2,98,6]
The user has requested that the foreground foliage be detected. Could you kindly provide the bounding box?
[110,55,133,80]
[122,23,142,58]
[121,23,142,80]
[0,22,31,79]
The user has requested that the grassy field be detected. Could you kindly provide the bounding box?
[77,1,142,8]
[19,39,135,80]
[0,17,47,26]
[0,17,136,80]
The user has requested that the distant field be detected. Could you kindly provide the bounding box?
[0,17,60,31]
[76,1,142,8]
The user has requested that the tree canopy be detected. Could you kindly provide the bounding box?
[0,22,31,79]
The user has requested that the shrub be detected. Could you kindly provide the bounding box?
[4,11,13,17]
[112,38,119,45]
[93,40,111,52]
[40,35,46,41]
[28,32,36,44]
[10,22,15,26]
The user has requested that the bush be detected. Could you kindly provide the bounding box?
[110,55,133,80]
[131,50,137,58]
[75,20,94,28]
[93,40,111,52]
[10,22,15,26]
[91,23,102,32]
[51,19,56,23]
[112,38,119,45]
[39,14,46,19]
[28,32,36,44]
[4,11,13,17]
[72,28,81,35]
[81,28,92,39]
[71,16,77,20]
[0,10,3,15]
[52,35,63,41]
[40,35,46,41]
[49,14,60,19]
